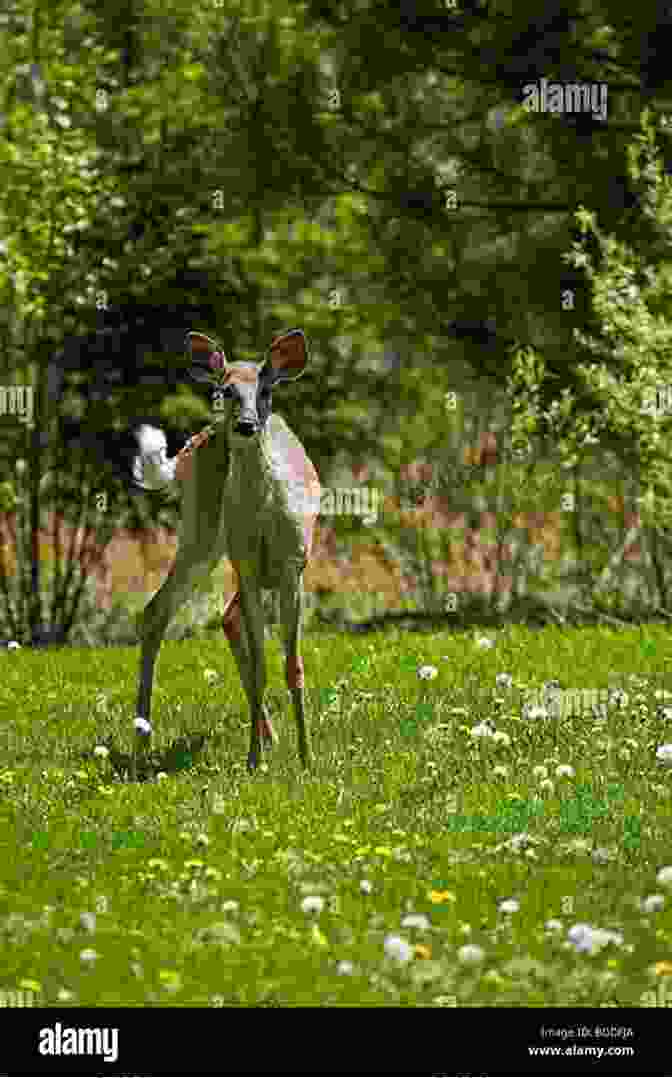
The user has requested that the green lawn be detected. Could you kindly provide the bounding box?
[2,621,672,1007]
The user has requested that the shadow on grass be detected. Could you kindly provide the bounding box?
[98,731,211,783]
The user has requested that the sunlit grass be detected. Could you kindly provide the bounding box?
[1,621,672,1006]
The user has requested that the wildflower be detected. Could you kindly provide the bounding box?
[498,899,520,914]
[93,745,109,760]
[384,934,413,963]
[337,960,355,975]
[592,847,613,864]
[7,641,21,650]
[555,764,575,779]
[567,923,623,954]
[156,772,168,781]
[496,673,513,690]
[458,944,485,964]
[428,890,456,904]
[360,880,373,894]
[414,944,432,959]
[476,637,494,649]
[79,912,96,933]
[470,722,495,739]
[401,914,430,931]
[545,919,563,932]
[656,866,672,888]
[57,988,75,1002]
[301,895,324,915]
[656,744,672,766]
[79,948,99,964]
[523,705,549,721]
[641,895,665,913]
[221,900,239,913]
[654,961,672,976]
[418,665,438,680]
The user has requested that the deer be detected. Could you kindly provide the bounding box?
[130,329,321,774]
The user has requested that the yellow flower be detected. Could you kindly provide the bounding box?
[654,961,672,977]
[415,944,432,960]
[428,890,456,904]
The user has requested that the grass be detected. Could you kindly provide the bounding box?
[1,620,672,1007]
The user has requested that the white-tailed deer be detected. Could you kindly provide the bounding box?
[131,329,320,773]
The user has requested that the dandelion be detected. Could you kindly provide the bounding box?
[384,934,413,963]
[401,914,430,931]
[414,944,432,959]
[654,961,672,976]
[470,722,495,739]
[496,673,513,690]
[567,923,623,954]
[555,764,575,779]
[498,899,520,915]
[656,744,672,766]
[592,847,612,864]
[523,705,549,721]
[301,895,324,915]
[337,960,355,975]
[93,745,109,760]
[656,866,672,888]
[418,665,438,680]
[428,889,456,905]
[458,944,485,964]
[641,895,665,913]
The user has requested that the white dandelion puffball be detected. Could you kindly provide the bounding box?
[458,944,485,964]
[300,895,325,915]
[384,934,413,963]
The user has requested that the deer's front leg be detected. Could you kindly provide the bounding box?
[235,579,268,772]
[222,588,276,749]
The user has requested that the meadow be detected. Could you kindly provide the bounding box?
[2,619,672,1008]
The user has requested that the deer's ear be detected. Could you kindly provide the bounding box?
[186,332,223,357]
[261,329,307,382]
[185,332,227,384]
